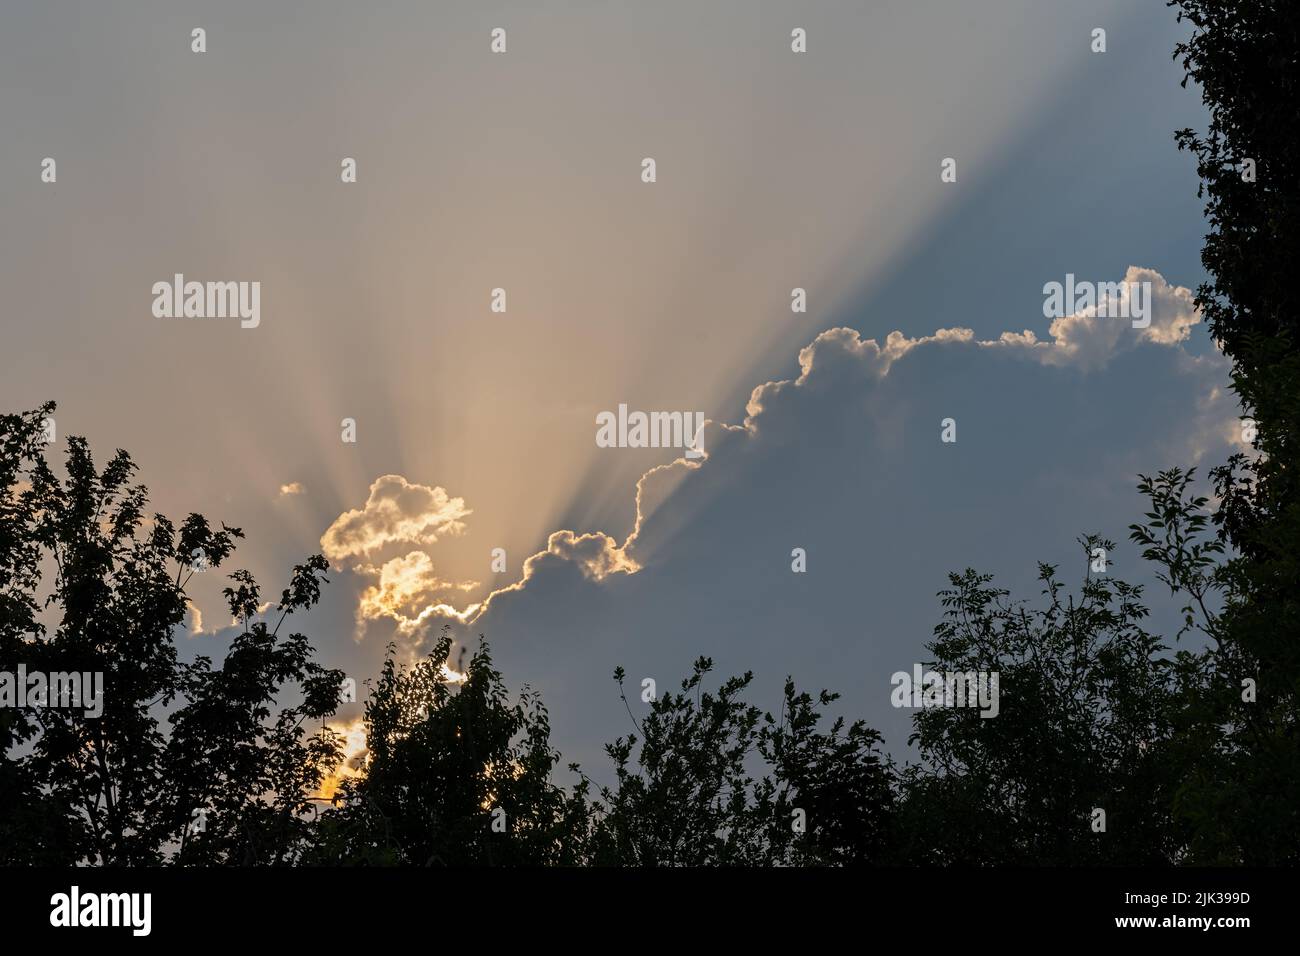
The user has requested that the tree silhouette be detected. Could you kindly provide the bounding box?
[893,535,1192,864]
[587,659,894,865]
[309,629,593,865]
[1170,0,1300,862]
[0,403,347,865]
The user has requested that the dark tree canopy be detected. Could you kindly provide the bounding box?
[586,660,895,866]
[1,403,347,865]
[1170,0,1300,862]
[308,631,593,866]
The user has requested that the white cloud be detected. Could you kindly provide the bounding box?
[1035,265,1201,370]
[743,267,1203,431]
[356,550,479,633]
[321,475,471,563]
[459,267,1233,620]
[326,267,1242,686]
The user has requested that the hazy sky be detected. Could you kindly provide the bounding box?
[1,1,1233,778]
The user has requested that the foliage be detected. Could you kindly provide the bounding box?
[1170,0,1300,862]
[310,630,593,865]
[0,403,345,865]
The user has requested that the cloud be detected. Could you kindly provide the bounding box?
[741,268,1203,434]
[411,267,1239,765]
[278,482,305,497]
[356,550,479,635]
[363,267,1232,637]
[1034,265,1201,370]
[323,267,1243,771]
[321,475,471,563]
[462,529,641,624]
[460,267,1221,625]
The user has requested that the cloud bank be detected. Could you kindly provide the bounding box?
[322,267,1241,771]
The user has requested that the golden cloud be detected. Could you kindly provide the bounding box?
[357,550,479,624]
[321,475,471,563]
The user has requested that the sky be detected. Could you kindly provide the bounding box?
[1,1,1236,780]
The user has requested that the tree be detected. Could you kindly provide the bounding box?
[759,678,896,864]
[589,659,895,865]
[310,629,592,865]
[894,535,1191,865]
[0,403,346,865]
[1171,0,1300,862]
